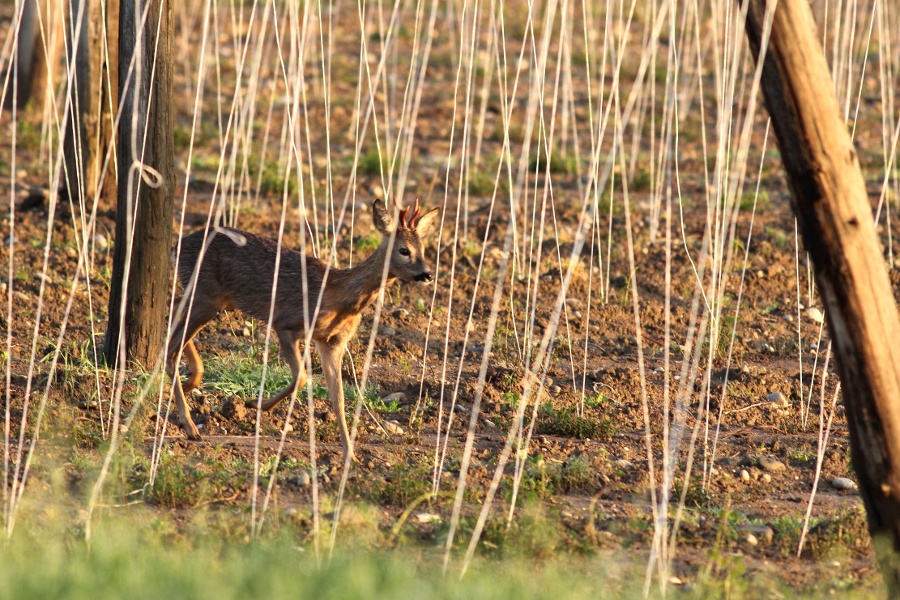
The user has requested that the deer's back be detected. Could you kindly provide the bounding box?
[177,227,326,330]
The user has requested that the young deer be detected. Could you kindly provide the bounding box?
[166,198,440,462]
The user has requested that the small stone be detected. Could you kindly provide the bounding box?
[550,385,562,396]
[4,235,15,246]
[740,469,751,482]
[282,422,294,433]
[393,308,409,319]
[382,391,406,405]
[453,403,469,413]
[762,473,772,484]
[807,307,825,324]
[467,320,476,333]
[93,234,109,252]
[379,325,396,336]
[14,291,30,303]
[566,298,584,311]
[415,512,441,524]
[296,472,311,487]
[489,247,509,260]
[119,424,129,434]
[384,420,404,435]
[757,455,786,472]
[371,184,385,199]
[831,477,858,491]
[241,327,251,337]
[766,391,790,409]
[484,419,496,428]
[616,459,633,469]
[737,524,774,544]
[744,533,759,546]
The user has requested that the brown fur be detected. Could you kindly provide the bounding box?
[166,199,440,462]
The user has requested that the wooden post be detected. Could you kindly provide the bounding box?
[61,0,119,212]
[4,0,39,110]
[104,0,174,368]
[741,0,900,589]
[62,0,91,204]
[4,0,63,112]
[91,0,118,209]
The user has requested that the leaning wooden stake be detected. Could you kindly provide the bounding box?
[741,0,900,589]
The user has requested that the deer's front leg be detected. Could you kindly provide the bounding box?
[316,340,356,463]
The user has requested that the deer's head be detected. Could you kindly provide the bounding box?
[373,198,440,283]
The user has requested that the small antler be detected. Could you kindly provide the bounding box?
[391,197,422,230]
[408,198,421,228]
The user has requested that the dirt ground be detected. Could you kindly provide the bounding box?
[3,2,898,595]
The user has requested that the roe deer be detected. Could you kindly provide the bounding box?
[166,198,440,462]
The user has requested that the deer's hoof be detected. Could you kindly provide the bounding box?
[183,425,202,441]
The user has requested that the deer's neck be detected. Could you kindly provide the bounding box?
[329,246,394,315]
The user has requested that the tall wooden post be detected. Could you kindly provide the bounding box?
[62,0,119,208]
[104,0,174,369]
[4,0,63,112]
[741,0,900,590]
[62,0,91,205]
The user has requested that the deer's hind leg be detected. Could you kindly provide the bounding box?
[252,329,307,411]
[166,300,221,441]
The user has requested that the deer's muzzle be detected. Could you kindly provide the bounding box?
[415,271,433,283]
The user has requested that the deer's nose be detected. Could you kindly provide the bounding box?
[415,271,433,283]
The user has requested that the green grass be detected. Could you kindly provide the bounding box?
[528,149,578,176]
[764,226,791,250]
[360,148,387,176]
[355,235,381,253]
[0,503,877,599]
[0,516,628,600]
[468,169,506,196]
[631,168,652,192]
[537,404,615,440]
[201,348,294,399]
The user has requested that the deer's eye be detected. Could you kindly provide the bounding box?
[399,247,411,257]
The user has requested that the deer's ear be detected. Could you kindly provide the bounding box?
[372,200,395,234]
[415,207,441,235]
